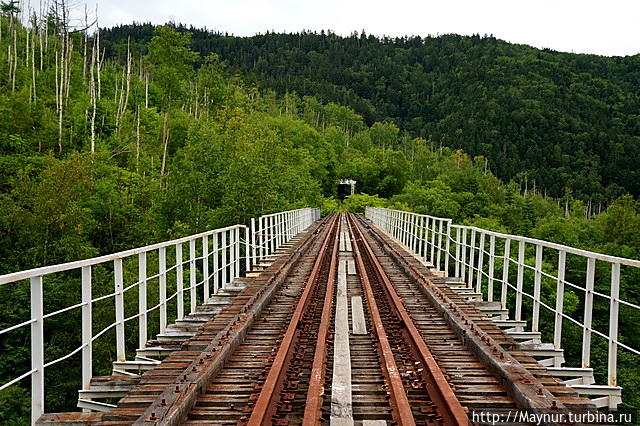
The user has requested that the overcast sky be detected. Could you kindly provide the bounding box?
[53,0,640,56]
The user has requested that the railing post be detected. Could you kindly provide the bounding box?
[418,216,425,260]
[284,212,289,241]
[488,235,495,301]
[436,220,443,270]
[430,218,437,264]
[274,214,280,251]
[235,226,240,279]
[608,263,620,387]
[189,240,196,313]
[229,228,235,282]
[279,213,284,247]
[553,250,566,364]
[582,257,596,368]
[394,211,399,239]
[251,218,257,268]
[515,240,525,322]
[391,210,396,235]
[221,230,227,288]
[476,232,485,295]
[245,226,250,274]
[532,244,543,332]
[292,210,296,236]
[455,227,461,278]
[263,217,268,258]
[81,266,92,399]
[444,221,451,276]
[258,217,264,262]
[213,233,219,294]
[176,243,184,319]
[404,212,409,246]
[274,214,279,250]
[264,216,268,259]
[270,216,275,255]
[501,239,511,311]
[31,276,45,424]
[461,228,468,282]
[159,247,167,333]
[407,214,413,250]
[202,236,209,300]
[138,253,147,347]
[468,229,476,290]
[114,259,125,362]
[411,214,417,253]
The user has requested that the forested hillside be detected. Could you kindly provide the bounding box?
[0,13,639,423]
[101,24,640,204]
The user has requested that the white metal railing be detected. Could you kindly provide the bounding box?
[250,208,320,266]
[0,207,319,424]
[366,207,640,409]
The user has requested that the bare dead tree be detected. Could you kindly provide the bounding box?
[82,4,87,78]
[115,38,131,135]
[136,104,140,172]
[30,10,36,102]
[160,112,170,176]
[144,72,149,108]
[89,25,97,152]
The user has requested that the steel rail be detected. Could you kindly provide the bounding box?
[348,213,469,426]
[128,214,325,425]
[361,212,575,421]
[246,213,340,426]
[346,214,417,426]
[302,213,340,424]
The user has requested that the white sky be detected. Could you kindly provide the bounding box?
[45,0,640,56]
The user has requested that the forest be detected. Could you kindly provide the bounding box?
[0,8,639,424]
[100,23,640,205]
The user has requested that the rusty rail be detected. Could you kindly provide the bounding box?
[348,213,469,426]
[246,214,340,425]
[346,214,417,425]
[302,216,340,423]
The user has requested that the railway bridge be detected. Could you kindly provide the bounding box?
[1,208,638,424]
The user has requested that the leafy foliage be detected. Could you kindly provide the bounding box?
[0,17,639,422]
[100,25,640,204]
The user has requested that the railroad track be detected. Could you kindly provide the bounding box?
[93,212,598,425]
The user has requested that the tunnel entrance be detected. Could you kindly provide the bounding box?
[337,179,356,200]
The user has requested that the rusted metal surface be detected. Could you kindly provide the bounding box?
[302,217,339,424]
[348,216,416,425]
[356,213,596,425]
[41,212,603,426]
[247,214,339,425]
[91,218,329,425]
[348,213,468,425]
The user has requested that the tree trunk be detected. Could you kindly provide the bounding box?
[136,105,141,172]
[160,112,170,176]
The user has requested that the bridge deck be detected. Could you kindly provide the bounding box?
[38,213,600,425]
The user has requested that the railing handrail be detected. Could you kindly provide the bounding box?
[0,224,247,285]
[365,206,638,410]
[449,223,640,267]
[370,207,640,266]
[0,207,320,424]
